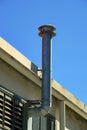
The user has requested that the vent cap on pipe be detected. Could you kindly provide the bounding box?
[38,25,56,37]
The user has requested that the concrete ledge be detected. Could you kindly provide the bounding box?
[0,37,42,77]
[0,37,31,70]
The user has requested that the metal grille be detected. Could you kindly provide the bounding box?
[0,86,25,130]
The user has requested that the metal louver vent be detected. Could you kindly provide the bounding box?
[0,86,25,130]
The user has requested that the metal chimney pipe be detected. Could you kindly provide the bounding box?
[28,25,56,116]
[38,25,56,113]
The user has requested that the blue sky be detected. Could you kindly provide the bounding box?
[0,0,87,104]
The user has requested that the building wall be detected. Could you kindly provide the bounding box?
[66,106,87,130]
[0,59,87,130]
[0,59,60,129]
[0,59,41,100]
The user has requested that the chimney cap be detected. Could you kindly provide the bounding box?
[38,24,56,37]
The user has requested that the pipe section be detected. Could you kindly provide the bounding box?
[29,25,56,116]
[38,25,56,113]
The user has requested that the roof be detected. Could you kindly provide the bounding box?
[0,37,87,120]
